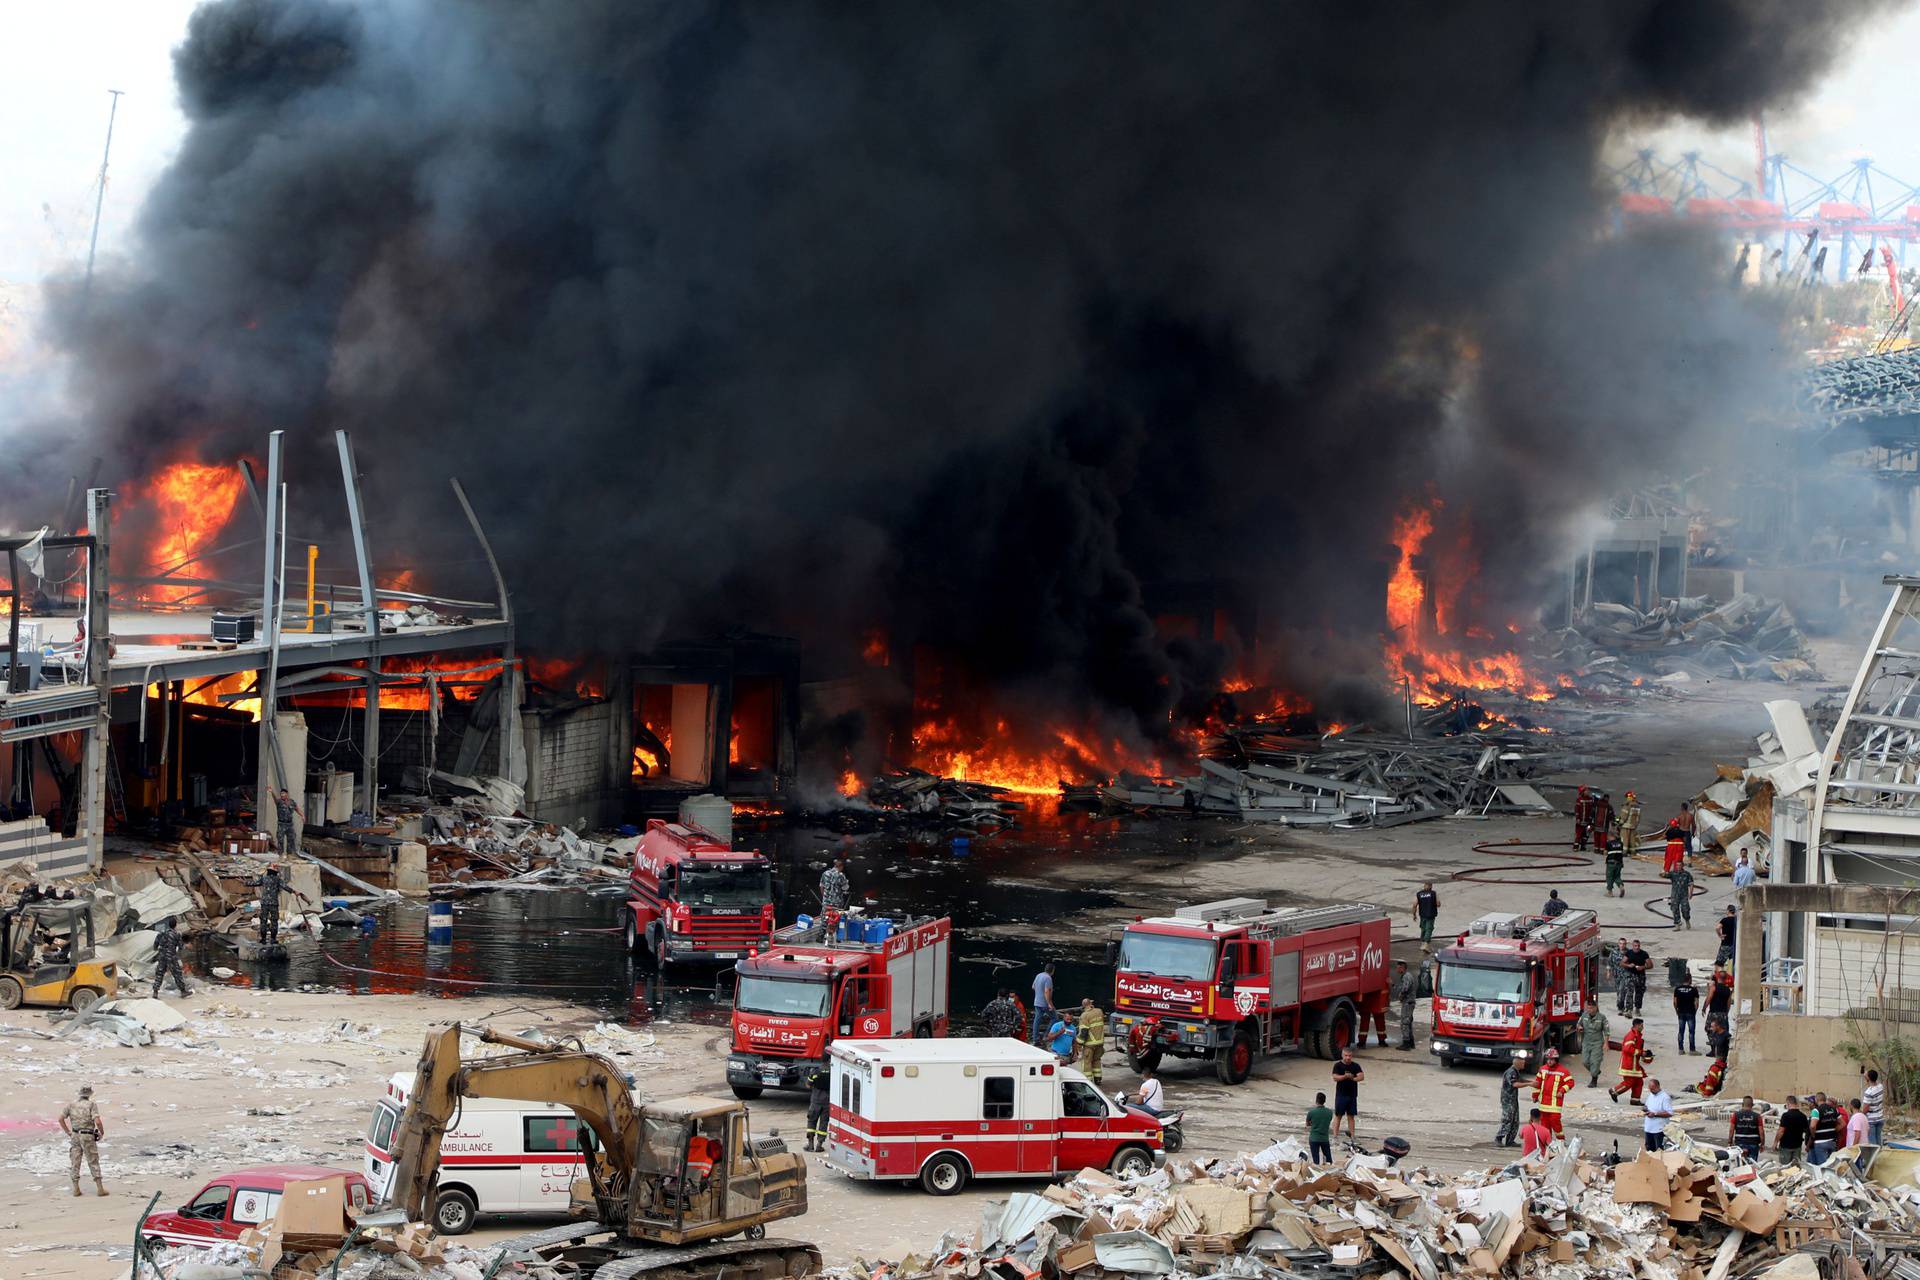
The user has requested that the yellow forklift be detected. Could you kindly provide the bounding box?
[0,902,117,1010]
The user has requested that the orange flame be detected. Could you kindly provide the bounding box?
[132,459,248,605]
[838,769,862,797]
[1382,498,1551,706]
[860,628,890,667]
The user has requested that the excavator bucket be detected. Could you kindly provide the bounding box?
[382,1022,464,1220]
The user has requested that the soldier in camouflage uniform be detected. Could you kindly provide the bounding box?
[980,989,1021,1038]
[256,864,284,946]
[818,858,851,913]
[1579,1003,1610,1088]
[152,917,191,997]
[60,1085,107,1196]
[1392,960,1419,1050]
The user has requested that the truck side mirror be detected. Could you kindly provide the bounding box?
[1104,939,1120,966]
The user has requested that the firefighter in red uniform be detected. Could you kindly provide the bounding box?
[1591,791,1615,854]
[1692,1055,1727,1098]
[1572,785,1594,850]
[1662,826,1686,875]
[1530,1047,1576,1137]
[1608,1018,1649,1103]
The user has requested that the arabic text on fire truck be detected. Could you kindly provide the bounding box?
[727,911,951,1097]
[1108,899,1390,1085]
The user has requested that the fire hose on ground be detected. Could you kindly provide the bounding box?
[1444,839,1707,931]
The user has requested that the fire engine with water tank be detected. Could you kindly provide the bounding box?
[621,820,777,966]
[727,910,951,1099]
[1108,899,1391,1084]
[1429,909,1601,1068]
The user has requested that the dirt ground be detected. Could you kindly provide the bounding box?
[0,638,1863,1278]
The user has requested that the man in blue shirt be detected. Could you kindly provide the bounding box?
[1031,962,1056,1043]
[1732,854,1756,889]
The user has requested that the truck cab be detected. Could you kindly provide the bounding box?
[727,913,950,1098]
[1109,899,1390,1084]
[621,820,776,965]
[1429,909,1600,1067]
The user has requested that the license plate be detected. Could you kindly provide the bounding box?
[712,952,739,960]
[1466,1046,1493,1056]
[761,1070,783,1084]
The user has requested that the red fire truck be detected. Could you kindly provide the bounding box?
[1429,909,1601,1068]
[726,912,951,1099]
[1108,899,1391,1085]
[619,820,777,966]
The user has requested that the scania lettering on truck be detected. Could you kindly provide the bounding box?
[621,819,776,965]
[727,911,950,1098]
[363,1072,608,1235]
[823,1038,1161,1195]
[1430,909,1601,1067]
[1108,899,1391,1084]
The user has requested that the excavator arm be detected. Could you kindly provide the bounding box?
[383,1023,643,1227]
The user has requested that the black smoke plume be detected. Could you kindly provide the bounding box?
[20,0,1885,749]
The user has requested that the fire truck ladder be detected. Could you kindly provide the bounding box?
[1490,909,1597,946]
[1255,903,1386,936]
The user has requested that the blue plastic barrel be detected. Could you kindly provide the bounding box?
[795,913,813,930]
[951,836,972,857]
[868,919,894,945]
[426,900,454,944]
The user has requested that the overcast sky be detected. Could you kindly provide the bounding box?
[2,3,1916,301]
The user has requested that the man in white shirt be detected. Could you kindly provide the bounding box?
[1732,855,1756,890]
[1135,1068,1165,1116]
[1864,1069,1887,1148]
[1642,1079,1674,1152]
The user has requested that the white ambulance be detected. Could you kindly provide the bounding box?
[363,1072,611,1234]
[823,1038,1163,1195]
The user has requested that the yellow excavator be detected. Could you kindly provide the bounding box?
[383,1023,821,1279]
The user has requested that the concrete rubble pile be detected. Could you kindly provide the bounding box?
[1063,732,1633,828]
[1659,699,1829,877]
[826,1132,1920,1280]
[1552,594,1817,684]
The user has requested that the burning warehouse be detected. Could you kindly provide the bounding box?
[5,3,1920,1275]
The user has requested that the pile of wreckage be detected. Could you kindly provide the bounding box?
[826,1126,1920,1280]
[841,768,1026,829]
[1061,730,1630,829]
[1651,699,1828,877]
[1553,594,1818,685]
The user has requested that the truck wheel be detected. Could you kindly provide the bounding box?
[1109,1146,1154,1179]
[1307,1029,1328,1060]
[731,1084,764,1100]
[1126,1045,1162,1073]
[622,910,640,954]
[69,987,99,1013]
[914,1023,934,1038]
[745,1224,766,1240]
[1325,1004,1357,1057]
[1215,1033,1254,1085]
[1438,1054,1455,1069]
[646,923,666,963]
[432,1188,477,1235]
[920,1153,968,1196]
[0,978,20,1010]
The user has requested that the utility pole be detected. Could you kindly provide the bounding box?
[83,90,124,297]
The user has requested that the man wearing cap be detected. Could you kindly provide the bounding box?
[256,863,284,947]
[1529,1047,1575,1137]
[274,789,302,857]
[60,1085,107,1197]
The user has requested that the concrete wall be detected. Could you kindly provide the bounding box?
[522,700,625,826]
[1725,1011,1864,1103]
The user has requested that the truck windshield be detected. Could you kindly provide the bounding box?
[678,865,772,908]
[1117,931,1216,981]
[1438,963,1527,1004]
[736,975,830,1018]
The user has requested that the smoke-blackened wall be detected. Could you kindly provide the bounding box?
[24,0,1882,744]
